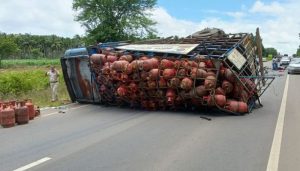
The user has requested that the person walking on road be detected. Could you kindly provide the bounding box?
[46,66,59,102]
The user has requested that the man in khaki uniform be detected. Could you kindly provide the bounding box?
[46,66,59,102]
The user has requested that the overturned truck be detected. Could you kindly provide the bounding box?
[61,28,274,115]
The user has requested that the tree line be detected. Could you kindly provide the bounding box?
[0,33,85,60]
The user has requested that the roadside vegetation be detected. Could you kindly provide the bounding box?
[0,59,60,68]
[0,33,76,107]
[0,65,70,107]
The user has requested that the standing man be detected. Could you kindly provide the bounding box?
[272,58,278,70]
[46,66,59,102]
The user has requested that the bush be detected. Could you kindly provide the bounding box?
[0,67,70,107]
[0,70,49,97]
[1,59,60,68]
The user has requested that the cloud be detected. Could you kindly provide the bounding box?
[225,12,246,19]
[151,7,256,37]
[150,7,201,37]
[0,0,84,37]
[151,1,300,55]
[250,1,285,15]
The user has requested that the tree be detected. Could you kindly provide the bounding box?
[296,48,300,57]
[0,36,19,68]
[264,47,278,58]
[73,0,157,43]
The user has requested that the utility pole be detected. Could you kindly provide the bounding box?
[256,27,265,86]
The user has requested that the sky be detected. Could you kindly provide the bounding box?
[0,0,299,55]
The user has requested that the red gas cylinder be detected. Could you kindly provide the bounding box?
[112,61,129,72]
[110,70,120,80]
[117,86,127,96]
[139,59,152,71]
[222,80,233,94]
[124,63,133,74]
[147,80,157,89]
[224,68,236,83]
[101,62,111,75]
[119,55,133,62]
[129,82,138,93]
[161,59,174,69]
[195,85,208,97]
[239,90,249,103]
[25,99,35,120]
[205,71,216,77]
[90,54,106,64]
[189,61,198,68]
[180,77,193,90]
[158,78,167,88]
[168,77,180,88]
[15,101,29,125]
[198,62,206,68]
[241,78,257,93]
[106,55,118,63]
[190,68,207,79]
[205,60,214,68]
[166,89,176,105]
[119,73,129,82]
[139,56,149,60]
[140,58,159,71]
[174,60,181,69]
[131,60,142,71]
[206,95,226,107]
[177,69,187,77]
[204,75,216,89]
[225,100,248,113]
[232,82,244,99]
[148,69,159,80]
[180,60,189,69]
[140,71,149,80]
[219,65,226,78]
[163,69,176,80]
[1,104,15,128]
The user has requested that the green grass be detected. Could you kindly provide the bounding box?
[266,56,273,61]
[1,59,60,68]
[0,67,71,107]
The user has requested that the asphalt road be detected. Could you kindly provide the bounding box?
[0,69,298,171]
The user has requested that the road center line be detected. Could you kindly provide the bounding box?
[42,105,88,117]
[266,74,289,171]
[13,157,51,171]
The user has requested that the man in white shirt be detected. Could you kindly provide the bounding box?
[46,66,59,102]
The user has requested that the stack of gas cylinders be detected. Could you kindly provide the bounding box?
[90,51,257,114]
[0,99,40,128]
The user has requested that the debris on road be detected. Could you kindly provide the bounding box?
[200,116,212,121]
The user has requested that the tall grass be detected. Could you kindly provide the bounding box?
[0,67,70,107]
[1,59,60,68]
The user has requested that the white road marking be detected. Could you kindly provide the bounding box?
[13,157,51,171]
[42,105,88,117]
[266,74,290,171]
